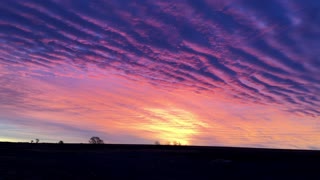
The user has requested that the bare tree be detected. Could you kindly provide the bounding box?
[89,136,104,144]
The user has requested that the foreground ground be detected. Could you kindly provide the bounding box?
[0,142,319,179]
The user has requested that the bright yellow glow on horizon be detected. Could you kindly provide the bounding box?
[138,108,208,145]
[0,137,21,142]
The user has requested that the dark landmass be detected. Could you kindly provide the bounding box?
[0,142,319,180]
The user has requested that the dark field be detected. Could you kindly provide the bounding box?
[0,143,319,180]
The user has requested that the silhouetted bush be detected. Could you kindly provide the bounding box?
[89,136,104,144]
[58,140,64,144]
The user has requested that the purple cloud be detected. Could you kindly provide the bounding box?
[0,0,319,117]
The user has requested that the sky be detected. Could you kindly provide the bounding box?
[0,0,320,149]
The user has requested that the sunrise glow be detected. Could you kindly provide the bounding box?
[1,0,320,149]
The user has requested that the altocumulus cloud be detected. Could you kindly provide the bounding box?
[0,0,319,117]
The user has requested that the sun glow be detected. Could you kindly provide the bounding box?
[139,108,208,145]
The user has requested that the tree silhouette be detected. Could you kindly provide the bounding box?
[155,141,160,145]
[35,139,39,143]
[58,140,64,144]
[31,140,34,143]
[89,136,104,144]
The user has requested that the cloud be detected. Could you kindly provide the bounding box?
[1,0,319,115]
